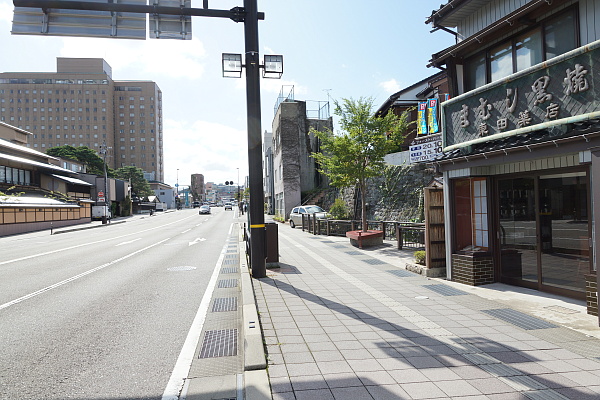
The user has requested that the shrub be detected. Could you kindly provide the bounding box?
[414,250,426,265]
[328,197,349,220]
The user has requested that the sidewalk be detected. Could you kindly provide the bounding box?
[252,223,600,400]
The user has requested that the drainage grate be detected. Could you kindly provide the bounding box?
[387,269,414,278]
[345,251,362,255]
[320,240,334,243]
[221,266,239,274]
[332,244,346,249]
[482,308,558,330]
[167,266,197,272]
[423,284,469,296]
[361,258,387,265]
[212,297,238,312]
[223,259,238,265]
[217,279,238,288]
[224,254,237,259]
[199,329,238,358]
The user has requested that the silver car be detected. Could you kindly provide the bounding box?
[289,205,327,228]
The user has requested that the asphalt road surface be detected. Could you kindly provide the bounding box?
[0,208,236,400]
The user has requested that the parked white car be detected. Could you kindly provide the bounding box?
[289,205,327,228]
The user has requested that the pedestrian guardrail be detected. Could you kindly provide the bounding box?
[300,214,425,249]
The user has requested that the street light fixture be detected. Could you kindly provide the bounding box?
[263,54,283,79]
[222,53,243,78]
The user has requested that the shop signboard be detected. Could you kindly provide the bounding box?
[409,134,442,163]
[441,41,600,151]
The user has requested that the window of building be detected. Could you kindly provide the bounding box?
[464,7,578,91]
[453,178,489,251]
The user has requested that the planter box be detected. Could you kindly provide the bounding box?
[346,230,383,248]
[405,262,446,278]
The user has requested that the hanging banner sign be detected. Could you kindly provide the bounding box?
[417,101,428,135]
[427,98,439,134]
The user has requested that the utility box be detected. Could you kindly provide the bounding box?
[265,222,279,266]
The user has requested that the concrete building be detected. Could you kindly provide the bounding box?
[191,173,205,202]
[426,0,600,321]
[272,92,333,219]
[263,130,275,215]
[0,57,164,182]
[149,181,176,209]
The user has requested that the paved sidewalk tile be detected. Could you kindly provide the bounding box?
[254,227,600,399]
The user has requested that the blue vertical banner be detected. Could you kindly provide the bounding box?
[417,101,428,135]
[427,98,439,134]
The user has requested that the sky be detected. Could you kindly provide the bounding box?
[0,0,455,188]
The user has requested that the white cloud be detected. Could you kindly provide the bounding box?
[162,118,248,187]
[0,3,11,24]
[59,36,207,80]
[379,78,401,93]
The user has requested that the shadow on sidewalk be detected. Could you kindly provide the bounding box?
[260,278,598,399]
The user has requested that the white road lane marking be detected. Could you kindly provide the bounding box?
[188,238,206,246]
[115,238,142,246]
[0,214,197,266]
[181,229,191,234]
[0,238,171,311]
[161,224,233,400]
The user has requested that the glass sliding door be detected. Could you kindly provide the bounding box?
[498,178,538,285]
[539,172,589,293]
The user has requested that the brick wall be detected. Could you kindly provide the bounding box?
[585,273,598,317]
[451,253,494,286]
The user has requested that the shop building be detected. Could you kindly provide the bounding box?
[427,0,599,319]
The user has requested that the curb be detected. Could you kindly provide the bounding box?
[52,219,127,234]
[239,233,270,399]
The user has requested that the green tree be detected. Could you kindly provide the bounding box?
[46,145,112,176]
[311,97,411,232]
[114,166,153,198]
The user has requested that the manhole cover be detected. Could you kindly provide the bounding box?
[167,266,197,271]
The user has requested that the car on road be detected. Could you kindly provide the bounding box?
[224,203,233,211]
[192,201,200,208]
[198,205,211,214]
[289,205,327,228]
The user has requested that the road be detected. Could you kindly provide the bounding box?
[0,208,236,400]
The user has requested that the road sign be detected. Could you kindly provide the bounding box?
[98,191,104,197]
[12,0,147,40]
[149,0,192,40]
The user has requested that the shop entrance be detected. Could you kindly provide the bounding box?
[498,171,590,299]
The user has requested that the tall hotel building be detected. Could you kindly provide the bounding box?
[0,58,164,181]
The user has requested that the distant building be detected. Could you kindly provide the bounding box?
[149,181,176,209]
[191,173,205,202]
[0,57,164,182]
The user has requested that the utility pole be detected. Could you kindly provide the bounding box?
[244,0,266,278]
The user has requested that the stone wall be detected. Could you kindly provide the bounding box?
[321,163,437,222]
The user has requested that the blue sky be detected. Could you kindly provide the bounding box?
[0,0,454,187]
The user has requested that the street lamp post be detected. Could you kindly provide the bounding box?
[176,168,179,210]
[100,141,109,225]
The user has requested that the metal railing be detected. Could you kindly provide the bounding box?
[301,214,425,249]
